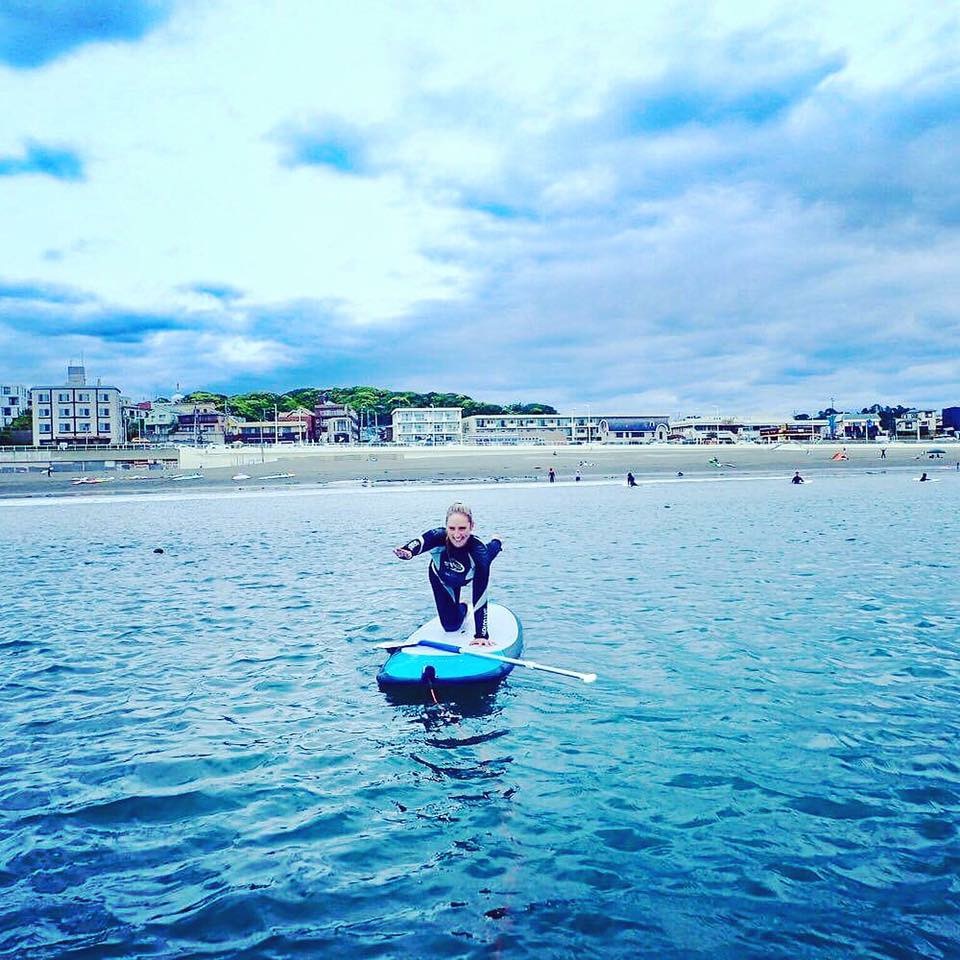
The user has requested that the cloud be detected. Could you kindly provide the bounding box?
[0,141,84,180]
[1,0,957,412]
[0,281,186,343]
[0,0,173,68]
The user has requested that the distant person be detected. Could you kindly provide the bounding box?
[919,472,931,482]
[575,471,581,482]
[393,502,502,646]
[791,471,804,484]
[548,467,556,483]
[676,471,683,477]
[880,448,887,459]
[626,472,637,487]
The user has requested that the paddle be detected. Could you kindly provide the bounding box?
[375,637,597,684]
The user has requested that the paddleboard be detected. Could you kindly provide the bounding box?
[913,478,940,482]
[377,603,522,688]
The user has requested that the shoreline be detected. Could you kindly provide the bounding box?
[1,442,955,503]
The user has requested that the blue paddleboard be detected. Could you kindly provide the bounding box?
[377,603,522,688]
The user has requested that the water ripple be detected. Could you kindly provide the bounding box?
[1,477,959,958]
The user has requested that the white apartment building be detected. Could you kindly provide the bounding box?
[1,383,28,427]
[30,365,123,446]
[392,407,462,444]
[463,414,571,444]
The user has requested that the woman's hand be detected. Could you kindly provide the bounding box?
[394,547,413,560]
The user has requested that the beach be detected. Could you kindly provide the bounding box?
[0,441,955,501]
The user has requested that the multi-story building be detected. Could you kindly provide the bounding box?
[895,410,941,440]
[30,365,123,446]
[234,408,316,444]
[463,414,571,444]
[1,383,28,427]
[392,407,462,444]
[314,401,359,443]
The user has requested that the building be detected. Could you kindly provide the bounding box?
[669,415,835,443]
[597,417,670,443]
[30,365,123,446]
[392,407,462,444]
[942,407,960,436]
[895,410,941,440]
[168,406,231,445]
[234,408,316,444]
[1,383,28,428]
[314,401,359,443]
[462,414,572,444]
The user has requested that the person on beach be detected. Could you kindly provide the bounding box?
[393,502,502,646]
[627,472,637,487]
[791,471,804,484]
[548,467,556,483]
[880,448,886,459]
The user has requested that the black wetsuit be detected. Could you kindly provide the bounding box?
[401,530,502,637]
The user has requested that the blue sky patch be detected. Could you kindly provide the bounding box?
[0,0,173,68]
[278,123,367,174]
[0,142,84,180]
[620,59,844,134]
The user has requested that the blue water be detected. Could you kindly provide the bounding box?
[2,474,959,959]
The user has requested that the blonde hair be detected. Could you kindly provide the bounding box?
[445,501,474,525]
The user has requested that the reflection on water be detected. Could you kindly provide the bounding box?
[1,474,959,958]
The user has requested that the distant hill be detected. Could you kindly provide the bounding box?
[180,386,558,423]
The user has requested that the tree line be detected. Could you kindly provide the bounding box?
[178,387,558,424]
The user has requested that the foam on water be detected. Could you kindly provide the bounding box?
[1,473,958,958]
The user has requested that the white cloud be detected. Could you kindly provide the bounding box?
[0,0,957,410]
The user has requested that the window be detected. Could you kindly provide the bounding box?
[38,392,49,401]
[60,408,71,417]
[58,393,70,401]
[79,423,91,432]
[40,424,51,433]
[79,393,90,401]
[79,408,90,416]
[100,393,110,401]
[59,422,71,432]
[39,407,50,417]
[100,407,110,417]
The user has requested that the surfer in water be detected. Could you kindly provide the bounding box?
[791,471,804,484]
[394,502,502,646]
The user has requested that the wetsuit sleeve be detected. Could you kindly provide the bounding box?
[469,539,496,638]
[401,528,445,556]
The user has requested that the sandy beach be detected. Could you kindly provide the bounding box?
[1,441,956,501]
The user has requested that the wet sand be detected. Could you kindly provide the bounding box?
[1,442,955,501]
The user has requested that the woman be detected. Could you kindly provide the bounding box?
[394,502,502,646]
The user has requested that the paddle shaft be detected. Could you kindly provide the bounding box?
[416,639,596,683]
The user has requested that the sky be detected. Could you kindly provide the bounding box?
[1,0,958,416]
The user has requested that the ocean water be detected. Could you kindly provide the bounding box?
[1,473,958,959]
